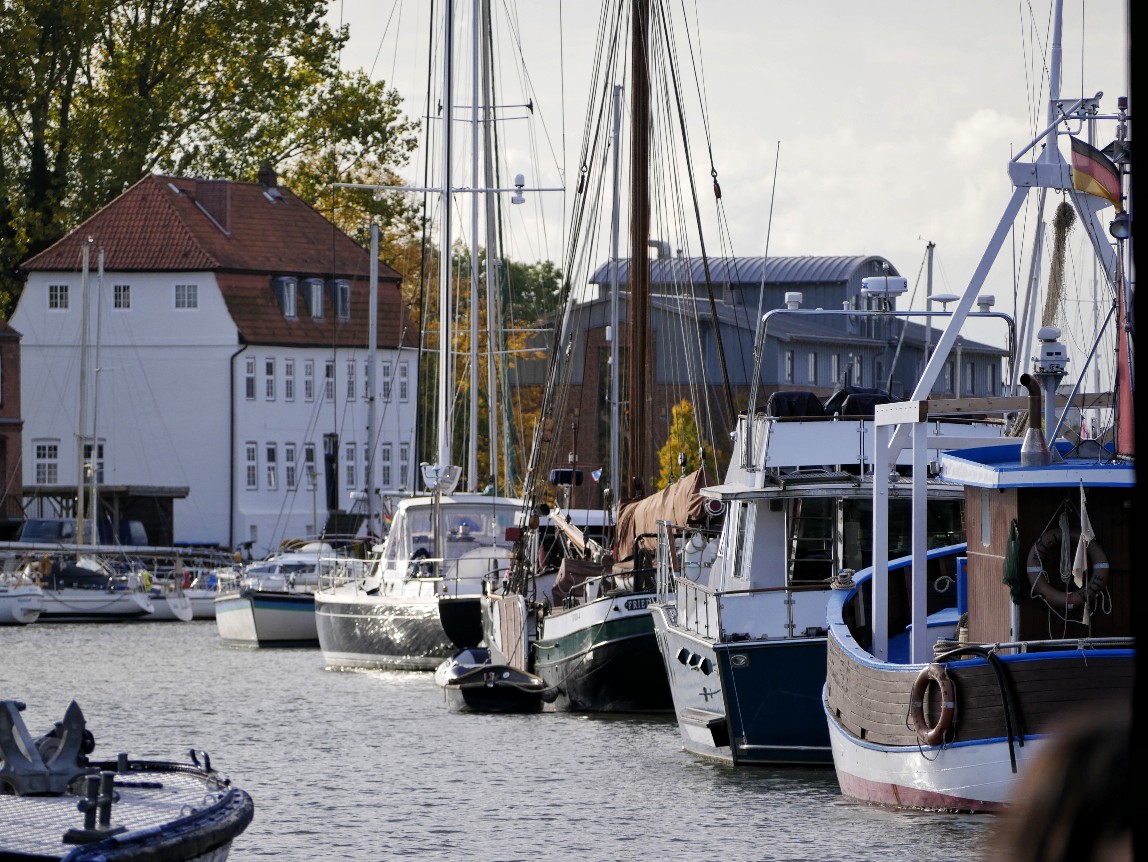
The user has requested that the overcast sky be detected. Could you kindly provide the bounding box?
[327,0,1129,379]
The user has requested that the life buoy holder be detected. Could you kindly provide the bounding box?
[1026,529,1109,610]
[910,663,956,747]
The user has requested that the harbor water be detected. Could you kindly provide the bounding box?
[2,622,992,861]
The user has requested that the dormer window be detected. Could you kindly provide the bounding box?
[273,277,297,319]
[303,278,324,320]
[333,279,351,320]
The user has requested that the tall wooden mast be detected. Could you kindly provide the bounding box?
[627,0,650,500]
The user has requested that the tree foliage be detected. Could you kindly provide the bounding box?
[656,399,717,490]
[0,0,421,314]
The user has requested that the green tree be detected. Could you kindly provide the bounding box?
[504,258,562,323]
[656,399,717,490]
[0,0,421,314]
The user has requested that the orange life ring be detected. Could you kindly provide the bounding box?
[910,663,956,746]
[1026,528,1109,609]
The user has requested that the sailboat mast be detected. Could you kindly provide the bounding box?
[609,84,623,511]
[480,0,501,494]
[437,0,456,469]
[75,238,92,550]
[89,247,104,541]
[627,0,650,500]
[368,224,379,536]
[468,0,481,490]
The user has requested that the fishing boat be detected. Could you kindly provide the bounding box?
[0,699,253,861]
[434,646,549,714]
[650,382,1002,765]
[822,1,1133,811]
[0,572,44,625]
[215,540,364,648]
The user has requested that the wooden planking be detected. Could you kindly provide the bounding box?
[826,636,1134,747]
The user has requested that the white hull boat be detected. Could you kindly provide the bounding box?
[0,579,45,625]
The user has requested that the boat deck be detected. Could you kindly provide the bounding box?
[0,766,234,859]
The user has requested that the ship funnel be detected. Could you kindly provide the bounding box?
[1019,374,1050,467]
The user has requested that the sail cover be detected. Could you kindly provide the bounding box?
[614,469,708,562]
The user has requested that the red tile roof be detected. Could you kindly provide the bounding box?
[21,175,415,349]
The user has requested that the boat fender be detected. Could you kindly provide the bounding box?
[910,663,956,747]
[1026,530,1109,609]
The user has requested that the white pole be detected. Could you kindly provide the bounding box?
[76,239,92,550]
[438,0,455,469]
[468,0,480,490]
[368,224,379,536]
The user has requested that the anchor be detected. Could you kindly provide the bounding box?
[0,700,96,796]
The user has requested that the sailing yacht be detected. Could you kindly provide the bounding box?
[315,1,535,670]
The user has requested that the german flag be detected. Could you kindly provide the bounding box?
[1070,136,1122,211]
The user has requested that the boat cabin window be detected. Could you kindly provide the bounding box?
[788,497,836,584]
[839,498,964,571]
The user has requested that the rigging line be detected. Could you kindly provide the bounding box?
[652,0,733,425]
[367,0,404,81]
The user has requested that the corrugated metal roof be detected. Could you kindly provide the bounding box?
[589,255,898,286]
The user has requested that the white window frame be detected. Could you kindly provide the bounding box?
[307,278,324,320]
[381,362,392,401]
[304,444,317,488]
[245,358,256,401]
[807,353,817,385]
[831,354,841,383]
[266,443,278,490]
[48,284,69,310]
[34,440,60,484]
[174,283,198,309]
[344,442,356,490]
[281,278,297,319]
[285,359,295,401]
[265,358,276,400]
[784,350,794,383]
[324,360,335,401]
[304,360,315,401]
[381,444,393,488]
[82,440,106,484]
[399,443,410,490]
[113,284,131,310]
[398,362,409,402]
[285,443,297,489]
[346,360,356,400]
[336,279,351,320]
[245,443,258,490]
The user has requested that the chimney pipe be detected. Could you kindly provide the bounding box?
[1019,373,1050,466]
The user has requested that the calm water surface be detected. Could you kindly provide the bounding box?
[2,622,991,861]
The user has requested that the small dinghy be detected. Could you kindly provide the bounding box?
[0,700,254,861]
[434,647,552,714]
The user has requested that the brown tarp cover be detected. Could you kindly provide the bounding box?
[552,557,608,605]
[614,469,707,562]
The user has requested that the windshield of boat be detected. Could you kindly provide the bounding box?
[383,503,516,564]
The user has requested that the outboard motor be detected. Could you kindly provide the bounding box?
[1019,373,1051,467]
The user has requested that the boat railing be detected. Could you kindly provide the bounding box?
[655,521,721,599]
[936,636,1135,660]
[437,549,513,599]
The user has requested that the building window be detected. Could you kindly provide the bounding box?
[874,359,884,389]
[853,356,863,386]
[964,361,975,395]
[363,444,371,490]
[304,444,317,488]
[274,277,297,319]
[363,361,370,399]
[344,442,356,490]
[381,444,393,488]
[944,361,955,393]
[807,353,817,385]
[305,278,324,320]
[399,443,410,490]
[245,358,256,400]
[113,284,131,310]
[49,285,69,310]
[324,361,335,401]
[265,358,276,400]
[285,360,295,401]
[34,440,60,484]
[266,443,278,490]
[831,354,841,384]
[245,443,258,490]
[784,350,794,383]
[175,284,198,309]
[381,362,392,401]
[82,441,105,484]
[304,360,315,401]
[346,360,356,400]
[990,364,999,396]
[398,362,409,402]
[335,279,351,320]
[285,443,297,489]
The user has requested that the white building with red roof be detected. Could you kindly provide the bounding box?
[13,170,418,553]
